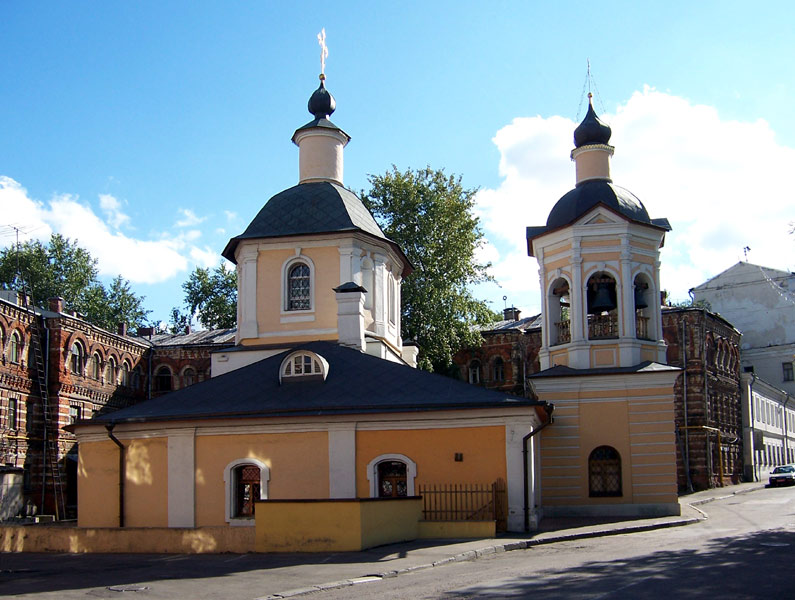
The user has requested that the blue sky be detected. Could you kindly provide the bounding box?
[2,1,794,326]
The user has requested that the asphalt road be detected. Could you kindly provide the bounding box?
[1,485,793,599]
[317,485,795,599]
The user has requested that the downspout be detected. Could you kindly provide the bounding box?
[702,312,712,485]
[749,373,758,482]
[105,424,125,527]
[523,403,554,532]
[682,319,693,492]
[784,394,792,464]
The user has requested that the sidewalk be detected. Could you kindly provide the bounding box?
[259,481,767,600]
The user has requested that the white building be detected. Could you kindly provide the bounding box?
[740,372,795,480]
[691,261,795,395]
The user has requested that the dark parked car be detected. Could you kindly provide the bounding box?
[769,465,795,487]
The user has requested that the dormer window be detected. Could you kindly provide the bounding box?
[280,351,328,383]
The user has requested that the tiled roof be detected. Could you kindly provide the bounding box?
[222,182,410,275]
[85,341,544,425]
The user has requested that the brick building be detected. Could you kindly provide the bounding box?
[454,305,743,493]
[0,289,235,520]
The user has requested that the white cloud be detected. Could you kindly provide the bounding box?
[98,193,131,229]
[0,177,223,285]
[175,208,206,228]
[476,87,795,312]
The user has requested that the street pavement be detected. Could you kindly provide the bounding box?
[0,481,769,599]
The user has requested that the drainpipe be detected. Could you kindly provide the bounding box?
[523,403,554,532]
[749,373,758,482]
[105,424,125,527]
[682,319,693,492]
[783,394,792,464]
[702,313,712,486]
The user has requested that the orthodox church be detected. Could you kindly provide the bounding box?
[69,73,550,541]
[526,96,681,517]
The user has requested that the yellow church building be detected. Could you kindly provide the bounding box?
[69,74,551,549]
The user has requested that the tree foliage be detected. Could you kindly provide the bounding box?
[0,234,150,330]
[362,166,498,372]
[171,263,237,331]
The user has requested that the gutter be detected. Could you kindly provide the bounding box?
[523,403,554,532]
[105,424,125,527]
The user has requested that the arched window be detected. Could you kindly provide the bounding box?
[183,367,196,388]
[587,272,618,340]
[493,357,505,382]
[287,263,311,311]
[548,278,571,346]
[9,331,22,364]
[377,461,407,497]
[120,361,130,387]
[91,353,102,380]
[468,360,481,384]
[70,341,85,375]
[589,446,622,497]
[105,356,118,385]
[366,454,417,498]
[132,366,142,390]
[223,458,270,524]
[633,273,654,341]
[280,351,328,382]
[155,366,172,392]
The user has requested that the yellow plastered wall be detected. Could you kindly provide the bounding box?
[254,246,340,342]
[78,440,120,528]
[194,432,329,527]
[355,426,506,495]
[125,437,168,527]
[77,437,168,528]
[540,385,677,507]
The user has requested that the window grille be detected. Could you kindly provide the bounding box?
[589,446,622,497]
[288,263,310,310]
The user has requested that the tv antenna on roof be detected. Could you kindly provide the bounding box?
[743,246,751,261]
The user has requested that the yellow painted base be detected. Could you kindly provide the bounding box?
[0,525,254,554]
[255,497,422,552]
[418,520,496,539]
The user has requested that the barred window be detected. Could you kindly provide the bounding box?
[288,263,311,310]
[589,446,622,497]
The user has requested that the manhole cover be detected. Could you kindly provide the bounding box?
[107,585,150,593]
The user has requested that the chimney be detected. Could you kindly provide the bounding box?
[117,323,128,336]
[137,326,155,338]
[334,282,367,352]
[49,297,64,313]
[503,307,521,321]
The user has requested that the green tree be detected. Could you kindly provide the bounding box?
[0,234,150,330]
[177,263,237,330]
[362,166,498,372]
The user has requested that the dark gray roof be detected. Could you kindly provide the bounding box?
[481,313,542,333]
[526,180,671,255]
[529,361,679,379]
[222,182,410,276]
[146,328,236,347]
[83,341,545,425]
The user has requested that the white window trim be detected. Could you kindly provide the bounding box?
[366,453,417,498]
[281,253,316,314]
[223,458,270,526]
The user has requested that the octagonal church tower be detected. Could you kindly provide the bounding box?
[526,97,681,519]
[218,75,416,374]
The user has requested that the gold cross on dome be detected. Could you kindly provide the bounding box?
[317,29,328,78]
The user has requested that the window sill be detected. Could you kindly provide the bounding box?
[227,517,256,527]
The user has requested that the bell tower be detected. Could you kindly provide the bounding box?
[527,96,670,371]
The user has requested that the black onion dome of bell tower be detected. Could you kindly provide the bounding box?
[308,79,336,119]
[573,101,612,148]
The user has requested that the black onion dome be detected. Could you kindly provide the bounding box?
[308,80,336,119]
[573,101,612,148]
[546,180,650,229]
